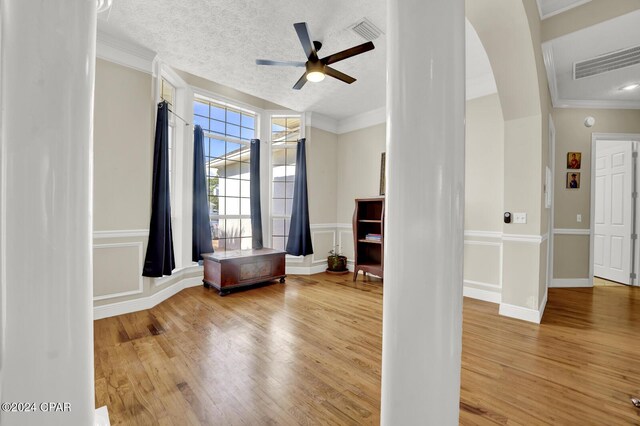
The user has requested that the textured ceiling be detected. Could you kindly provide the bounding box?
[543,10,640,108]
[101,0,496,120]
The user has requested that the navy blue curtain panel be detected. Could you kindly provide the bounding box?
[192,125,213,261]
[286,138,313,256]
[250,139,264,249]
[143,101,176,277]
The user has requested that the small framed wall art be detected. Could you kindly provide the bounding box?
[567,152,581,169]
[566,172,580,189]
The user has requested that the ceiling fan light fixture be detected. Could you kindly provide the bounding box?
[306,70,325,82]
[620,83,640,91]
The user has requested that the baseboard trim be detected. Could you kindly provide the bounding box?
[550,278,591,288]
[286,263,327,275]
[94,275,203,320]
[499,299,545,324]
[95,405,110,426]
[463,285,501,304]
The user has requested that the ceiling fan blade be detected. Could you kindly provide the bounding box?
[293,72,308,90]
[293,22,318,61]
[321,41,375,65]
[325,66,356,84]
[256,59,306,67]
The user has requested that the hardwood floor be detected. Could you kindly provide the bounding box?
[94,274,640,425]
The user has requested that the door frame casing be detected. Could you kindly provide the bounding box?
[589,133,640,287]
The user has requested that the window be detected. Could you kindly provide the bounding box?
[194,96,256,251]
[160,78,177,207]
[271,116,300,251]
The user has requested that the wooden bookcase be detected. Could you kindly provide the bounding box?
[352,197,385,281]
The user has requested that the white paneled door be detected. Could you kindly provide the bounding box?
[593,141,634,285]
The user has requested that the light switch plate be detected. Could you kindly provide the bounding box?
[513,212,527,224]
[577,214,582,223]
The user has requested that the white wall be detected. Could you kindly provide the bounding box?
[332,94,505,301]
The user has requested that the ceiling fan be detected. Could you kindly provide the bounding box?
[256,22,375,90]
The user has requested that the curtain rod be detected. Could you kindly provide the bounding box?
[159,99,190,126]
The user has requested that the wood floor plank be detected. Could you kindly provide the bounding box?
[94,274,640,424]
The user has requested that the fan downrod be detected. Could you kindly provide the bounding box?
[313,41,322,53]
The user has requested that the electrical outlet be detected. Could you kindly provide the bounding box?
[513,212,527,224]
[577,214,582,223]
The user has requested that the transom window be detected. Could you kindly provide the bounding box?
[271,116,300,251]
[194,96,256,251]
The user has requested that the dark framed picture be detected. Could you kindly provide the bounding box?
[567,172,580,189]
[567,152,581,169]
[379,152,386,196]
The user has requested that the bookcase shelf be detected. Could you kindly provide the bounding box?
[352,197,385,281]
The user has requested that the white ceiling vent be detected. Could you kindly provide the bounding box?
[574,45,640,79]
[350,18,383,41]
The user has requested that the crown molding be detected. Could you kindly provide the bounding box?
[337,106,386,135]
[305,112,338,134]
[96,29,157,74]
[543,39,640,110]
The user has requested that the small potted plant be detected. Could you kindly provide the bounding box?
[326,246,348,274]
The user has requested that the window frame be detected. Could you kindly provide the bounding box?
[154,61,189,274]
[266,112,306,259]
[193,92,259,252]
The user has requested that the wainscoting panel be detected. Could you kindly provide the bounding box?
[93,242,144,301]
[463,241,502,289]
[311,229,336,264]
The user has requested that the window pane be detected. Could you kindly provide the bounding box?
[285,181,294,198]
[239,146,251,163]
[272,198,285,216]
[227,109,241,125]
[285,165,296,181]
[241,115,255,129]
[217,193,226,215]
[239,162,250,177]
[211,119,225,135]
[227,142,242,157]
[286,131,300,142]
[212,219,223,240]
[194,115,209,130]
[213,238,225,251]
[194,101,208,117]
[286,117,300,131]
[273,218,285,236]
[241,127,255,140]
[208,138,225,158]
[272,147,286,167]
[240,180,250,197]
[226,219,241,239]
[224,163,242,181]
[226,238,241,251]
[208,195,220,216]
[241,219,252,237]
[272,236,285,251]
[284,218,291,236]
[211,105,225,121]
[241,238,252,250]
[285,198,293,216]
[272,118,286,132]
[240,197,250,215]
[226,197,240,215]
[226,123,241,138]
[273,181,286,198]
